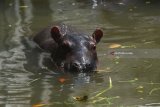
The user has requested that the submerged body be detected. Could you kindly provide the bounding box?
[33,24,103,72]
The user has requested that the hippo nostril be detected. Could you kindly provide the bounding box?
[84,63,94,71]
[73,62,79,68]
[86,64,91,68]
[70,62,82,71]
[70,62,93,72]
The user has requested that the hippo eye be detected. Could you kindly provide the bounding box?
[62,41,69,47]
[61,41,71,51]
[91,44,96,50]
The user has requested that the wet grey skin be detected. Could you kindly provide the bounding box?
[33,24,103,72]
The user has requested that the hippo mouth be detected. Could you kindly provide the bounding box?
[59,62,96,72]
[33,24,103,73]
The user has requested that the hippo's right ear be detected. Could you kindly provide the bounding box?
[51,26,63,43]
[92,29,103,44]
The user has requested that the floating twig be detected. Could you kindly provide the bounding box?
[149,87,160,95]
[27,78,40,86]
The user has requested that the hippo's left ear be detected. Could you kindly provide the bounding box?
[92,29,103,44]
[51,26,63,44]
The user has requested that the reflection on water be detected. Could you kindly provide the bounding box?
[0,0,160,106]
[0,0,33,106]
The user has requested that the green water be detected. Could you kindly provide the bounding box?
[0,0,160,107]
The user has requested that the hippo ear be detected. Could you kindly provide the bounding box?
[51,26,63,43]
[92,29,103,44]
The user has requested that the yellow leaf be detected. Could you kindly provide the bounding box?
[136,86,144,89]
[32,104,46,107]
[58,77,67,83]
[108,44,121,48]
[20,6,28,8]
[137,90,143,93]
[73,95,88,101]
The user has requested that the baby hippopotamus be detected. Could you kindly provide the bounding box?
[33,24,103,72]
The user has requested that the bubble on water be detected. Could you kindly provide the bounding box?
[8,25,12,27]
[9,3,13,6]
[72,3,76,6]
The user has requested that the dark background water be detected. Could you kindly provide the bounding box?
[0,0,160,107]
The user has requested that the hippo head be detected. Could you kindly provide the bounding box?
[50,26,103,72]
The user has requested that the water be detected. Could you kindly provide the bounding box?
[0,0,160,107]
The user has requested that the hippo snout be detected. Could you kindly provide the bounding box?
[70,62,82,71]
[67,61,95,72]
[33,24,103,73]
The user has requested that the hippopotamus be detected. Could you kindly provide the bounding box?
[33,24,103,72]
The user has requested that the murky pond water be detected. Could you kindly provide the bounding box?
[0,0,160,107]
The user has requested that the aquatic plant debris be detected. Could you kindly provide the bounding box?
[121,45,136,48]
[95,67,111,73]
[108,43,122,48]
[73,77,113,102]
[136,86,144,93]
[27,78,40,86]
[58,77,67,83]
[118,78,138,83]
[72,95,88,101]
[90,77,112,100]
[149,87,160,95]
[32,103,48,107]
[32,77,117,106]
[20,5,28,8]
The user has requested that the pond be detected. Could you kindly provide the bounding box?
[0,0,160,107]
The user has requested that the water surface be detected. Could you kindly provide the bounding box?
[0,0,160,107]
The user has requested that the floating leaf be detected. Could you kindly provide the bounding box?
[91,97,106,103]
[146,81,160,85]
[90,77,112,100]
[140,98,144,100]
[129,8,133,11]
[115,61,119,64]
[90,96,120,104]
[119,78,138,83]
[149,87,160,95]
[8,25,12,27]
[108,44,121,48]
[58,77,67,83]
[27,78,40,86]
[132,66,138,69]
[146,1,151,4]
[73,95,88,101]
[20,6,28,8]
[136,86,144,89]
[96,67,111,73]
[144,41,155,44]
[95,69,105,72]
[121,45,136,48]
[137,90,143,93]
[32,104,46,107]
[136,86,144,93]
